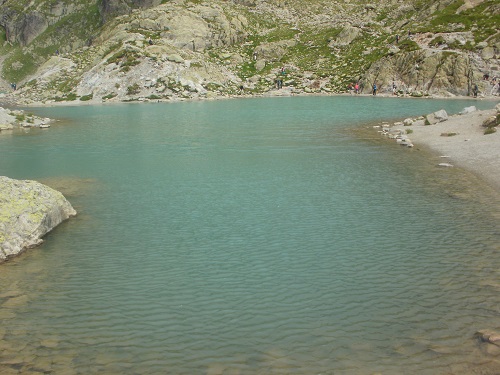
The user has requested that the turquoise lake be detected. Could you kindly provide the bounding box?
[0,96,499,374]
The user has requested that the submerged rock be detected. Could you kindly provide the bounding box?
[438,162,454,167]
[0,176,76,263]
[476,330,500,346]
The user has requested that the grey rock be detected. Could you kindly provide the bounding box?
[328,26,360,47]
[433,109,448,122]
[167,54,184,64]
[481,46,495,60]
[459,106,477,115]
[403,118,414,126]
[0,124,14,131]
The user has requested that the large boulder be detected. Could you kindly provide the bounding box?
[328,26,360,47]
[0,176,76,263]
[426,109,448,124]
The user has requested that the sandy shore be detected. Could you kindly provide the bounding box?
[387,105,500,190]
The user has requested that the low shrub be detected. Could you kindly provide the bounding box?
[102,93,117,100]
[80,94,93,101]
[429,36,446,47]
[127,84,141,95]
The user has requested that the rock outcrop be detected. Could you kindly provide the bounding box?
[0,107,53,129]
[0,176,76,263]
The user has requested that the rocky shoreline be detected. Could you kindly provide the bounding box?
[374,102,500,189]
[0,106,54,130]
[0,176,76,264]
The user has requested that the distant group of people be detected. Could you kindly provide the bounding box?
[472,75,500,97]
[347,82,362,94]
[347,81,381,95]
[394,30,412,45]
[346,80,403,96]
[275,66,286,89]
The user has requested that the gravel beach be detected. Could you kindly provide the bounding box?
[390,104,500,190]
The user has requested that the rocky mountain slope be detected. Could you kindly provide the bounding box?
[0,0,498,103]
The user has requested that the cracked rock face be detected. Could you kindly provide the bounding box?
[0,176,76,263]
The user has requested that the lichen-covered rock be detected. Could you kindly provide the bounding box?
[0,176,76,263]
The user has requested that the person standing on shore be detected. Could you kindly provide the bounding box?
[372,83,377,95]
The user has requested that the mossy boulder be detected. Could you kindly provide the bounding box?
[0,176,76,263]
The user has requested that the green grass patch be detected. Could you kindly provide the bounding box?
[2,49,38,83]
[53,93,78,101]
[102,93,117,100]
[147,94,162,100]
[420,0,500,43]
[107,49,141,71]
[264,26,300,43]
[429,35,446,47]
[126,29,162,40]
[398,39,420,52]
[0,28,6,44]
[79,94,93,101]
[102,43,122,58]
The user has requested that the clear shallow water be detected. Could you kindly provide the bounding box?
[0,96,499,374]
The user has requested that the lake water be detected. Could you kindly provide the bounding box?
[1,96,499,374]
